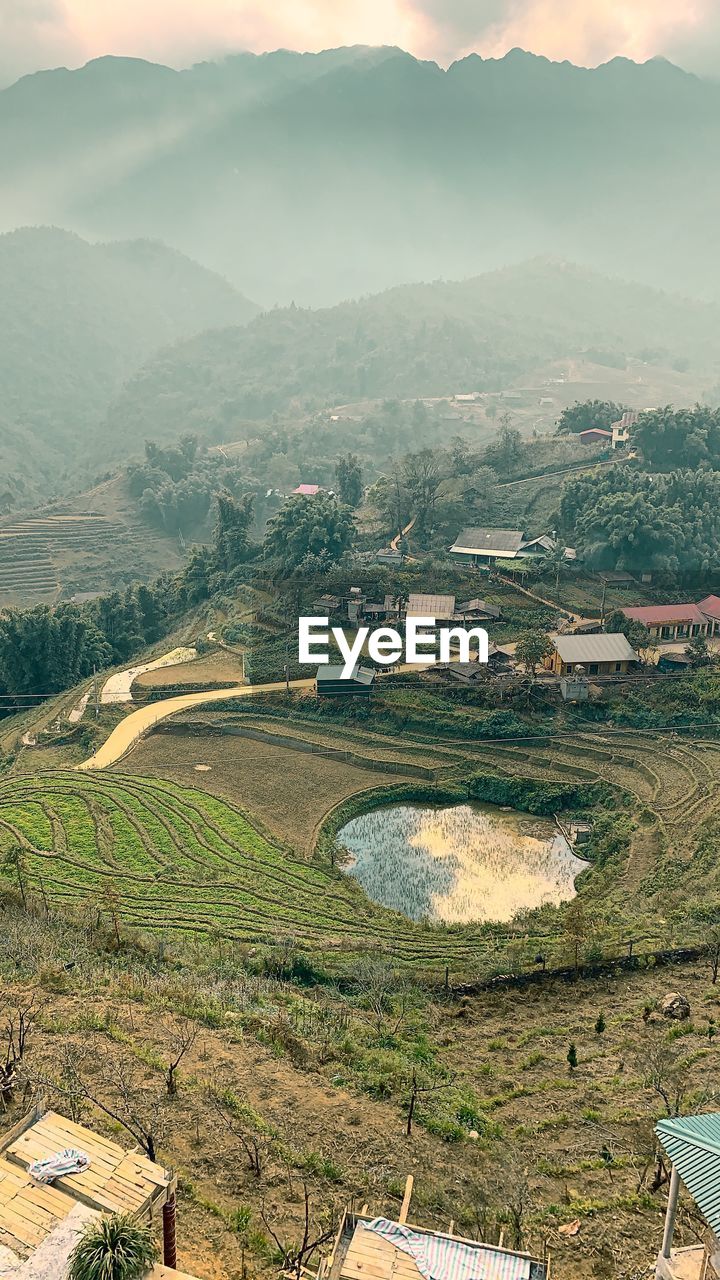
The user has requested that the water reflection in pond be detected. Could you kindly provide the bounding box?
[338,803,587,924]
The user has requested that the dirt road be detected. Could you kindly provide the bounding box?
[78,678,315,770]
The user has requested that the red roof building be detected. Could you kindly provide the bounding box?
[623,601,720,641]
[579,428,612,444]
[698,595,720,621]
[293,484,321,496]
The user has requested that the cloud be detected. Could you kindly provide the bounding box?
[1,0,719,88]
[403,0,711,67]
[0,0,83,86]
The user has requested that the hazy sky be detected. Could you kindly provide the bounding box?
[2,0,719,88]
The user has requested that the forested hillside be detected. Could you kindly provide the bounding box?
[3,49,720,303]
[0,227,258,502]
[106,259,720,443]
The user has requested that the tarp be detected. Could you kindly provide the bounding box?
[361,1219,531,1280]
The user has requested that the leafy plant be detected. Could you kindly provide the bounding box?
[68,1214,158,1280]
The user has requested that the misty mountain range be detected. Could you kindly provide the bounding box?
[1,46,719,305]
[0,227,257,499]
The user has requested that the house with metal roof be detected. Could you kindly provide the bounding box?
[316,665,375,697]
[450,528,526,564]
[455,598,502,621]
[450,528,572,566]
[655,1112,720,1278]
[546,633,639,677]
[406,594,456,620]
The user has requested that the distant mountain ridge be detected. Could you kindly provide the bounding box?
[1,47,719,305]
[0,227,258,501]
[106,258,720,449]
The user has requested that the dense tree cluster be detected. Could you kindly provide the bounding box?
[334,454,363,507]
[556,400,624,435]
[128,437,252,535]
[559,467,720,571]
[633,405,720,469]
[263,493,355,573]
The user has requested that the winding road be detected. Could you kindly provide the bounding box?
[78,678,315,771]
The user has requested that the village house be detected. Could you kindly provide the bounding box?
[579,427,612,444]
[406,594,503,625]
[431,645,511,683]
[546,633,639,677]
[611,409,637,449]
[316,664,375,698]
[450,527,572,567]
[450,527,526,565]
[406,593,456,620]
[455,597,502,622]
[623,597,720,642]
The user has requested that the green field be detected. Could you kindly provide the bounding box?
[0,771,527,972]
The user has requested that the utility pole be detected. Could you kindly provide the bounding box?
[93,666,99,718]
[600,580,607,627]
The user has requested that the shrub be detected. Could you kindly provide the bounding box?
[68,1214,158,1280]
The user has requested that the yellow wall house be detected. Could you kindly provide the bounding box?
[547,633,639,678]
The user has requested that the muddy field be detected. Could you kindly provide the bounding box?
[120,731,409,854]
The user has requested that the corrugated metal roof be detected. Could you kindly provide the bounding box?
[406,594,456,619]
[553,633,639,664]
[317,665,375,685]
[656,1114,720,1235]
[456,599,502,619]
[451,528,525,556]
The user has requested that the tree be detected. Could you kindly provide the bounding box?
[263,493,354,572]
[556,400,623,435]
[1,845,28,909]
[604,610,652,657]
[162,1017,199,1096]
[212,491,254,575]
[686,634,713,668]
[638,1041,693,1118]
[633,405,720,469]
[404,1065,455,1137]
[335,454,363,507]
[567,1042,578,1072]
[514,630,553,682]
[563,898,591,977]
[689,903,720,983]
[402,449,443,532]
[68,1214,157,1280]
[484,414,524,476]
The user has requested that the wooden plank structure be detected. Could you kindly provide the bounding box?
[318,1180,549,1280]
[0,1104,177,1268]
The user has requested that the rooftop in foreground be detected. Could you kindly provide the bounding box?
[318,1182,547,1280]
[0,1104,179,1277]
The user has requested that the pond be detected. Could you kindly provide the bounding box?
[337,803,588,924]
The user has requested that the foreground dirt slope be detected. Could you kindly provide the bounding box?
[2,950,718,1280]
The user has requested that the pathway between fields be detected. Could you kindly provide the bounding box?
[78,678,316,770]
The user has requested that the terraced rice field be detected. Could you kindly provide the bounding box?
[0,771,527,972]
[0,513,127,604]
[140,708,720,908]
